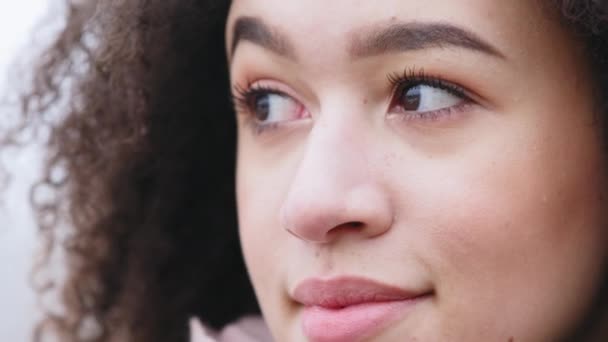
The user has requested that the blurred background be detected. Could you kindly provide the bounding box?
[0,1,64,340]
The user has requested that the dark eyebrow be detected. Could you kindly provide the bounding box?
[229,17,504,62]
[349,22,505,59]
[230,16,294,60]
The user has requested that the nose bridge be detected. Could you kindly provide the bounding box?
[306,114,367,190]
[280,111,392,243]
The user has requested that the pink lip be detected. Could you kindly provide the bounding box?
[292,277,431,342]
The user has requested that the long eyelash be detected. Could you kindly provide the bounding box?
[231,83,285,114]
[231,83,250,112]
[231,82,287,135]
[387,67,470,100]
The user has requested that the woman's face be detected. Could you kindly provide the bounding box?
[227,0,608,340]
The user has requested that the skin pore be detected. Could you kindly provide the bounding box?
[227,0,608,341]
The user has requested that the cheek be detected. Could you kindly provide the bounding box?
[235,145,298,330]
[411,115,607,339]
[236,163,283,286]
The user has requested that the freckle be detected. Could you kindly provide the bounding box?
[363,98,368,104]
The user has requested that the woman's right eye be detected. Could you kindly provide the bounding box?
[250,92,304,123]
[234,85,309,129]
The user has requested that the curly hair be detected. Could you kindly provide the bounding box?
[4,0,607,341]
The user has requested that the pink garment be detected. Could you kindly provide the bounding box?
[190,316,273,342]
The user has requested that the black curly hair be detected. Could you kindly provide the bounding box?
[4,0,607,341]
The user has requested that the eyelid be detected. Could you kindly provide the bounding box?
[387,69,468,102]
[382,68,485,127]
[231,78,314,135]
[234,78,311,111]
[387,67,494,110]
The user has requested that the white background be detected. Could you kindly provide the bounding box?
[0,1,63,340]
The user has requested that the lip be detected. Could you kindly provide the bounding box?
[292,276,431,342]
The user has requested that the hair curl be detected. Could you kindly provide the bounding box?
[5,0,608,341]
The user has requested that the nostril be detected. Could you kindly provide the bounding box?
[329,221,365,234]
[285,221,367,243]
[322,221,367,241]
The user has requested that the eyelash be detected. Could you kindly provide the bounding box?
[387,67,471,121]
[231,68,472,134]
[231,83,286,134]
[232,83,280,113]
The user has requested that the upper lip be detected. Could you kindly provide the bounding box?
[292,276,430,309]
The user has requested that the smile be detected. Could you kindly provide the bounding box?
[292,276,433,342]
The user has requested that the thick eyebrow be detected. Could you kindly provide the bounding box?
[230,16,294,60]
[229,17,504,62]
[349,22,505,59]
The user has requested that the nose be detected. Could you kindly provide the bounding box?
[279,115,393,244]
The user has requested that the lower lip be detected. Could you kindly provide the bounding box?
[301,297,425,342]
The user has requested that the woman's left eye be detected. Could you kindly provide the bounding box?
[397,84,464,113]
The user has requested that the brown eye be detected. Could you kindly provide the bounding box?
[400,85,422,111]
[395,84,463,113]
[248,92,304,123]
[253,94,271,121]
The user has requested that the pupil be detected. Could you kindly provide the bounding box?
[254,95,270,121]
[403,86,421,111]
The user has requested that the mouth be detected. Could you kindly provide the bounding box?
[292,276,433,342]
